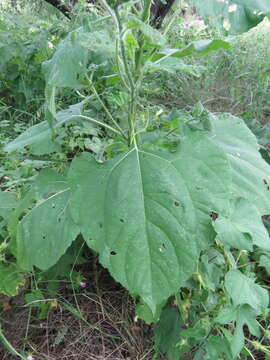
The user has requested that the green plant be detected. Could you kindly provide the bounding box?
[2,1,270,359]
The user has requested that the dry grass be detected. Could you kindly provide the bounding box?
[0,256,163,360]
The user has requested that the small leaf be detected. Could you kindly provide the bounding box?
[135,299,164,324]
[225,270,269,312]
[259,255,270,276]
[213,198,270,251]
[204,335,233,360]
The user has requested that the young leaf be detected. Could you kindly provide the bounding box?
[225,269,269,312]
[216,304,260,358]
[204,335,233,360]
[147,58,203,76]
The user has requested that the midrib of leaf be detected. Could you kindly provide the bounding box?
[136,148,153,296]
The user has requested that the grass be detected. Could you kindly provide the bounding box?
[154,18,270,124]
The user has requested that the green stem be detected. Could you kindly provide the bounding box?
[175,291,186,322]
[141,0,152,23]
[0,324,27,360]
[86,75,127,138]
[99,0,136,145]
[135,0,153,72]
[69,115,123,136]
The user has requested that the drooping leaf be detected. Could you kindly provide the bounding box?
[0,263,25,296]
[68,132,231,312]
[42,30,89,88]
[208,113,270,215]
[213,197,270,251]
[156,39,231,61]
[42,28,114,88]
[8,169,66,240]
[16,170,80,271]
[147,57,204,77]
[4,100,86,154]
[225,269,269,312]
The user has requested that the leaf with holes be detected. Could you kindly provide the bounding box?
[68,132,231,313]
[17,183,79,271]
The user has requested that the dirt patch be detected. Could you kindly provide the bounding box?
[0,253,163,360]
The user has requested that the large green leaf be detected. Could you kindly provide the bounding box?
[225,269,269,312]
[213,198,270,251]
[68,132,231,312]
[16,171,80,271]
[208,113,270,215]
